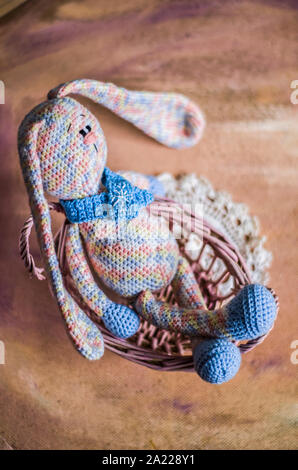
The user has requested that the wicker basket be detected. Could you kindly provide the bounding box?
[19,197,278,372]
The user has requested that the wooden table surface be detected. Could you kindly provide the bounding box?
[0,0,297,449]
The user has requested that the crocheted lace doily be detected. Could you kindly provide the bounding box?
[157,173,272,286]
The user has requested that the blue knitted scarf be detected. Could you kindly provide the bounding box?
[60,168,154,223]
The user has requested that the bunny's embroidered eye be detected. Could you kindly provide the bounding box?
[79,125,92,138]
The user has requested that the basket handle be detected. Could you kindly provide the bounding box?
[19,202,64,280]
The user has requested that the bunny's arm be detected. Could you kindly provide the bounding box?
[117,170,165,197]
[171,256,206,309]
[65,223,140,339]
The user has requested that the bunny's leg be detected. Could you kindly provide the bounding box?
[170,258,242,384]
[65,223,140,339]
[135,256,277,341]
[135,256,220,337]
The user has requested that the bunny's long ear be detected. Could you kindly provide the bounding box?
[18,119,104,360]
[48,79,205,149]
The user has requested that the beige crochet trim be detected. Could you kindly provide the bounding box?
[157,173,272,287]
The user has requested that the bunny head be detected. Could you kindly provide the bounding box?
[20,78,206,200]
[19,96,106,200]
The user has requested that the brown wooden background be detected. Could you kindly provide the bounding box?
[0,0,297,449]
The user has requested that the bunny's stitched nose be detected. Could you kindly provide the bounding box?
[84,131,97,145]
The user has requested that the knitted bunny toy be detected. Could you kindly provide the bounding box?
[18,79,277,384]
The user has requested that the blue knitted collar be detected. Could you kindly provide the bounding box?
[60,167,154,224]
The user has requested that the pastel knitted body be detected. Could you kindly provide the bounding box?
[63,170,180,337]
[79,210,179,297]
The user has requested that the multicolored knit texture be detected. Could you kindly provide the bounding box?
[117,171,166,197]
[48,79,205,149]
[18,79,205,357]
[171,257,205,309]
[79,212,180,298]
[65,222,140,339]
[194,339,242,384]
[20,97,107,200]
[135,283,277,341]
[18,78,275,374]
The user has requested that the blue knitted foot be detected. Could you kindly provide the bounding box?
[194,339,241,384]
[226,284,277,341]
[102,304,140,339]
